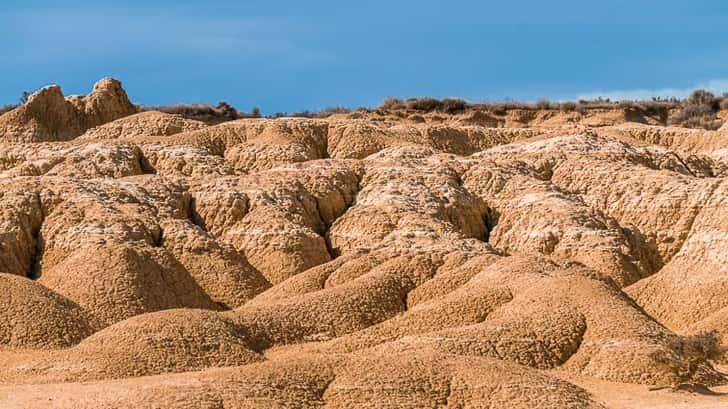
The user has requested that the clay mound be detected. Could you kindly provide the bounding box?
[326,119,549,159]
[0,352,605,409]
[79,110,208,140]
[274,255,723,387]
[55,309,261,381]
[136,142,235,177]
[461,158,650,286]
[191,161,361,284]
[162,117,329,172]
[454,109,504,127]
[0,273,94,349]
[159,219,271,309]
[626,179,728,331]
[328,146,491,255]
[0,78,136,142]
[0,141,147,178]
[324,351,604,408]
[211,118,329,173]
[597,123,728,164]
[39,243,219,327]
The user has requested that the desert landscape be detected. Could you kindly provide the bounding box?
[0,78,726,408]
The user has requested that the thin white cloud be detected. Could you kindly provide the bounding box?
[576,79,728,101]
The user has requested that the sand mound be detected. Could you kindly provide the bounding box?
[271,255,723,386]
[60,309,261,381]
[0,273,94,349]
[0,352,605,408]
[39,243,219,327]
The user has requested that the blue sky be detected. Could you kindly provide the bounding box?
[2,0,727,113]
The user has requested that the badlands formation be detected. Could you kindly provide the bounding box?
[0,78,726,408]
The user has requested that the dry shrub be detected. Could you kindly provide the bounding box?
[378,97,468,114]
[379,97,404,110]
[720,97,728,110]
[670,90,724,130]
[372,96,690,119]
[559,101,578,112]
[404,97,442,111]
[676,330,726,361]
[648,331,726,386]
[142,102,238,123]
[140,101,266,124]
[288,106,353,118]
[440,98,468,113]
[535,99,552,110]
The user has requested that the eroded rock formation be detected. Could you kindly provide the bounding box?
[0,79,726,408]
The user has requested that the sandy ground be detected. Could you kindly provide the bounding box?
[555,366,728,409]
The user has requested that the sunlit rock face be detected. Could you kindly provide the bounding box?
[0,79,726,408]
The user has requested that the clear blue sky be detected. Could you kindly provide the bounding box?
[2,0,727,113]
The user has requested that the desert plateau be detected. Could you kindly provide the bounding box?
[0,76,725,408]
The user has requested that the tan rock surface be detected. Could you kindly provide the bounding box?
[0,78,136,142]
[0,79,727,408]
[78,110,208,140]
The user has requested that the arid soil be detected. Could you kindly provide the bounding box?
[0,79,727,408]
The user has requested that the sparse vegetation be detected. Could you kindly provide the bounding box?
[535,99,553,110]
[658,331,726,384]
[379,97,402,110]
[559,101,577,112]
[682,330,726,361]
[285,106,354,118]
[0,90,31,115]
[20,91,31,104]
[670,90,724,130]
[377,97,467,113]
[377,95,684,115]
[5,87,727,129]
[139,101,262,124]
[372,92,728,130]
[0,104,17,115]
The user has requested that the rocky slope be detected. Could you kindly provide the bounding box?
[0,79,726,408]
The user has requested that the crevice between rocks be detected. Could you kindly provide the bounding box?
[186,195,208,232]
[26,227,43,280]
[482,207,500,244]
[312,180,362,261]
[26,193,46,280]
[134,145,157,175]
[151,225,164,247]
